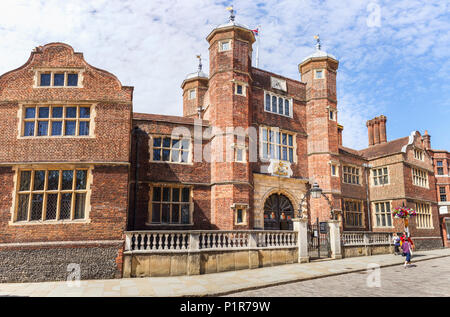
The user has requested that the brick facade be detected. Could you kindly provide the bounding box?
[0,22,447,282]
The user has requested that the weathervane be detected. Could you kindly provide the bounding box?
[196,54,202,72]
[314,34,321,50]
[226,5,235,22]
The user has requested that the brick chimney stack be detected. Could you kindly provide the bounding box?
[422,130,431,150]
[367,115,387,146]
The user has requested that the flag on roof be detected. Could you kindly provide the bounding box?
[252,28,259,36]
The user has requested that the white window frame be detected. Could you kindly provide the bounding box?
[150,135,192,164]
[373,201,393,228]
[218,39,232,52]
[372,166,389,186]
[147,184,193,226]
[414,149,424,161]
[188,89,196,100]
[231,203,248,226]
[260,127,296,163]
[314,69,325,79]
[264,91,293,118]
[11,166,92,224]
[234,83,246,96]
[412,167,428,188]
[415,202,433,229]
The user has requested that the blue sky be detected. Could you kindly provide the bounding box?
[0,0,448,150]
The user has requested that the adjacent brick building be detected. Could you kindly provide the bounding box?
[0,17,447,282]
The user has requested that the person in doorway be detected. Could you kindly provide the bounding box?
[393,233,401,255]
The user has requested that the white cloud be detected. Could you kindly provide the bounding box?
[0,0,448,149]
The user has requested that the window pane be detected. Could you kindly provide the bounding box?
[172,188,180,202]
[181,139,190,150]
[153,149,161,161]
[38,107,49,118]
[40,73,51,86]
[62,170,74,190]
[65,121,76,135]
[161,204,170,223]
[162,149,170,161]
[79,107,90,118]
[171,150,180,162]
[17,194,30,221]
[285,99,290,116]
[282,147,287,161]
[33,170,45,190]
[47,170,59,190]
[265,94,270,111]
[79,121,89,136]
[31,194,43,220]
[76,170,87,190]
[46,194,58,220]
[237,209,243,223]
[37,121,48,136]
[163,137,171,148]
[237,85,243,94]
[272,96,277,112]
[171,205,180,223]
[67,73,78,86]
[51,107,63,118]
[51,121,62,136]
[60,193,72,219]
[24,122,35,136]
[66,107,77,118]
[282,133,287,145]
[162,187,170,201]
[19,171,31,191]
[25,107,36,119]
[152,204,161,222]
[53,73,64,86]
[181,205,190,224]
[181,151,189,163]
[74,193,86,219]
[182,188,190,202]
[172,139,180,149]
[278,97,283,114]
[153,137,161,147]
[152,187,161,201]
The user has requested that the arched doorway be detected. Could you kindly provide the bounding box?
[263,194,294,230]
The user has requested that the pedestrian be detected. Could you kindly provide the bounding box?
[401,235,414,268]
[400,232,414,248]
[393,233,401,255]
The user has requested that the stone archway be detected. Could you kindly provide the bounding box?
[263,193,294,230]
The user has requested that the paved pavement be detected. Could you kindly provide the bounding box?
[0,248,449,297]
[228,256,450,297]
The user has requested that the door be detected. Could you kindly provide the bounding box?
[263,194,294,230]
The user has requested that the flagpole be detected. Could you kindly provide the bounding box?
[255,25,261,68]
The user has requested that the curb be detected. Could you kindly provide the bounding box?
[196,253,450,297]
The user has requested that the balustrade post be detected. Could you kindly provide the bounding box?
[363,233,371,256]
[125,233,132,251]
[328,220,342,259]
[187,232,200,275]
[293,218,309,263]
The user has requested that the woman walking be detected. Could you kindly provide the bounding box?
[401,236,414,268]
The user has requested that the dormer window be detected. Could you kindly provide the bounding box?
[36,69,82,87]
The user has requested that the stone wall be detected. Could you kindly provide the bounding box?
[0,244,123,283]
[124,248,298,278]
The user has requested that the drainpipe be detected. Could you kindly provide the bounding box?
[363,163,372,231]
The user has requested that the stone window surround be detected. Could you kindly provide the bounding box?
[9,164,93,226]
[146,183,194,226]
[342,164,362,186]
[326,106,337,121]
[343,198,365,228]
[263,90,293,118]
[413,148,424,161]
[328,160,340,177]
[231,142,247,163]
[415,201,433,229]
[218,39,232,52]
[149,134,193,165]
[372,200,394,228]
[232,79,248,97]
[314,68,325,79]
[33,67,85,88]
[371,166,390,187]
[17,103,96,139]
[259,126,298,164]
[188,88,196,100]
[412,167,429,189]
[231,203,249,226]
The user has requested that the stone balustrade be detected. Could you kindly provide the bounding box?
[124,230,298,253]
[341,231,392,246]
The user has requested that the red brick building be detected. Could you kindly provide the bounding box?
[0,19,446,282]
